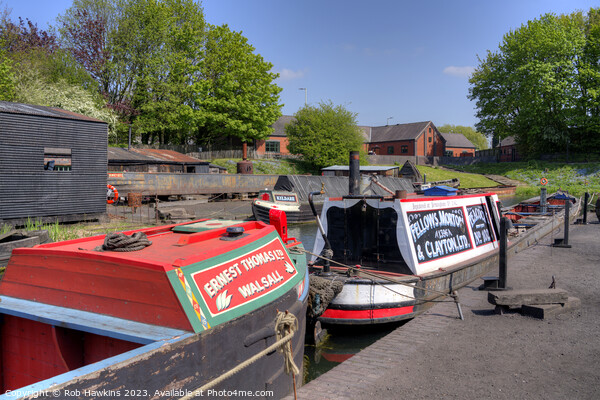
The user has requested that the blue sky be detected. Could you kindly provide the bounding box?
[1,0,597,128]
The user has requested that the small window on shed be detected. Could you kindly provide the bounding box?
[428,136,432,143]
[401,145,408,154]
[387,146,394,154]
[44,148,72,171]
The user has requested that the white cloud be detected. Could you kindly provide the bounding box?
[443,66,475,78]
[277,68,306,81]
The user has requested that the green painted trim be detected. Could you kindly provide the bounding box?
[167,231,306,332]
[166,269,206,333]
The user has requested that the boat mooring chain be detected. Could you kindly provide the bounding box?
[292,247,460,305]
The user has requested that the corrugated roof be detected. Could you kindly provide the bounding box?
[108,147,156,162]
[0,101,106,123]
[370,121,432,143]
[439,132,476,149]
[271,115,296,137]
[132,148,207,164]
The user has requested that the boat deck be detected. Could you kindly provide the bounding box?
[34,220,269,269]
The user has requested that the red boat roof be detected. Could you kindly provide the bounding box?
[32,219,270,271]
[0,219,289,332]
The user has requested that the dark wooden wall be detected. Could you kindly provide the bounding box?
[0,113,107,223]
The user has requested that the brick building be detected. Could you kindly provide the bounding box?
[439,132,476,157]
[255,117,477,159]
[499,136,519,162]
[254,115,294,156]
[368,121,445,157]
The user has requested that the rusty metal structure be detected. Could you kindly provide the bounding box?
[108,172,280,196]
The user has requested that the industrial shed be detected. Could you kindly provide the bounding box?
[108,147,217,173]
[0,102,108,225]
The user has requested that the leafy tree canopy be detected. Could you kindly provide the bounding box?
[0,10,116,133]
[57,0,281,147]
[437,124,489,150]
[286,101,366,170]
[469,9,600,157]
[189,24,282,147]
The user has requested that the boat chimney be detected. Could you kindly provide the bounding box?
[349,151,360,195]
[395,190,407,199]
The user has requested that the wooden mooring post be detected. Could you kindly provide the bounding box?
[553,200,572,248]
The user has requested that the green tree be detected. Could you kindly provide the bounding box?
[0,10,116,133]
[189,24,282,148]
[469,10,594,157]
[437,124,489,150]
[0,43,15,100]
[120,0,206,145]
[286,101,365,170]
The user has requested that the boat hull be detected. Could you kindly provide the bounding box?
[312,193,578,326]
[1,275,308,400]
[252,201,322,224]
[0,219,310,399]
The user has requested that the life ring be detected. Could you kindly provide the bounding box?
[107,184,119,204]
[540,177,548,186]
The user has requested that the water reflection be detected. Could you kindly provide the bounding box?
[303,322,407,383]
[499,193,531,208]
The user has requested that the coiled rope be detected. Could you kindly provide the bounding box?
[94,232,152,252]
[180,311,299,400]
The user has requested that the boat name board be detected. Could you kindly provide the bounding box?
[274,194,297,202]
[190,238,298,318]
[407,207,472,263]
[466,204,494,246]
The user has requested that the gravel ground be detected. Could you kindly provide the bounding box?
[353,214,600,400]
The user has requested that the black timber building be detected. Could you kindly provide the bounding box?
[0,101,108,225]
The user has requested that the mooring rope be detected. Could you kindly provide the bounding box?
[293,247,458,304]
[180,311,299,400]
[94,232,152,252]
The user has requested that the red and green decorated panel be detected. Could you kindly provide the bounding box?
[167,232,304,332]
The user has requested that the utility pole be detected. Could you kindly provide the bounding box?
[299,88,307,106]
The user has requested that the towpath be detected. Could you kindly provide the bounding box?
[290,213,600,400]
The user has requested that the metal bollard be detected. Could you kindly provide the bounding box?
[540,188,547,213]
[583,192,589,225]
[498,217,509,289]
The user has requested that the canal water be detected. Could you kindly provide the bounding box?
[288,223,408,383]
[288,192,530,383]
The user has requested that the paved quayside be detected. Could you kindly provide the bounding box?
[287,212,600,400]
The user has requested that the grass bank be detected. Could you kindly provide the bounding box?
[416,165,499,189]
[2,218,150,243]
[210,158,316,175]
[451,161,600,197]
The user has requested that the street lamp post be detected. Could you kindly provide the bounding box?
[299,88,307,106]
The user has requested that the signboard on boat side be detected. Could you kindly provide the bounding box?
[274,194,297,202]
[407,207,472,263]
[188,237,298,320]
[466,204,495,246]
